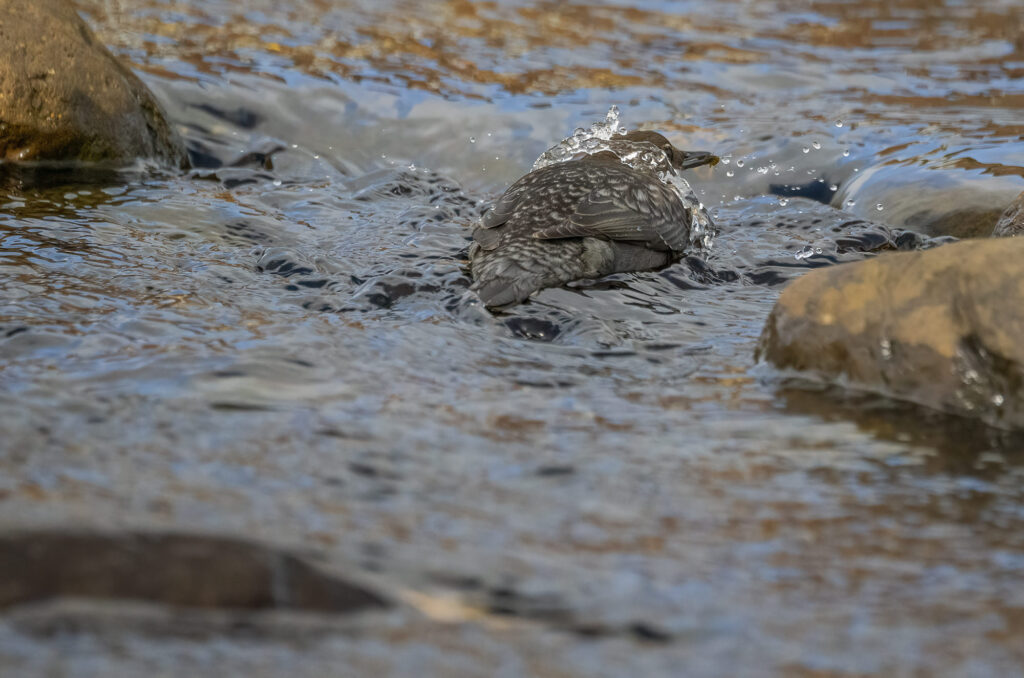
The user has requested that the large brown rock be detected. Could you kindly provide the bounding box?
[757,238,1024,428]
[0,0,187,167]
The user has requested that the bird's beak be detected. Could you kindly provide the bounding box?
[675,150,719,170]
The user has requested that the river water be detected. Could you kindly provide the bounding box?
[2,0,1024,675]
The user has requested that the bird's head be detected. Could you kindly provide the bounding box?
[617,130,718,171]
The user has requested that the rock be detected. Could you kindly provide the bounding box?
[757,238,1024,428]
[992,190,1024,237]
[830,160,1023,238]
[0,531,388,616]
[0,0,187,167]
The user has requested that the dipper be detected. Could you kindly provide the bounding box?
[470,130,717,308]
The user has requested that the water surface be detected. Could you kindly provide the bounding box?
[2,0,1024,675]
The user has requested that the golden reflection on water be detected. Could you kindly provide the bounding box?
[74,0,1023,106]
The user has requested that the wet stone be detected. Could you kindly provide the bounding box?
[757,237,1024,429]
[829,157,1022,238]
[0,0,187,168]
[0,531,388,631]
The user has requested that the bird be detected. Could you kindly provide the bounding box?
[469,130,717,309]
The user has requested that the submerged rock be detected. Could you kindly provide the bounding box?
[0,531,388,633]
[757,238,1024,429]
[992,190,1024,237]
[830,159,1022,238]
[0,0,187,167]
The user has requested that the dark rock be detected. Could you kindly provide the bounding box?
[992,190,1024,237]
[757,238,1024,429]
[0,531,387,615]
[0,0,187,167]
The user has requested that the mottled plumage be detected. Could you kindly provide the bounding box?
[469,131,716,308]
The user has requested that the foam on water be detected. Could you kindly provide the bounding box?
[531,106,716,251]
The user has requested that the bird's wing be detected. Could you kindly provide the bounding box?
[533,179,690,252]
[479,176,535,229]
[474,175,536,250]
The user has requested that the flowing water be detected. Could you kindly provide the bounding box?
[2,0,1024,675]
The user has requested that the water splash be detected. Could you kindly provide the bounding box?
[531,106,717,251]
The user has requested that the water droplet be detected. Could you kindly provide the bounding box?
[725,170,734,177]
[876,203,884,211]
[802,147,810,154]
[829,184,838,192]
[845,199,856,208]
[778,198,789,206]
[495,156,500,160]
[842,149,850,157]
[313,154,320,159]
[736,159,745,168]
[721,157,731,165]
[880,338,892,360]
[794,246,815,260]
[835,120,844,128]
[469,136,476,144]
[993,394,1005,406]
[272,179,282,187]
[812,141,821,150]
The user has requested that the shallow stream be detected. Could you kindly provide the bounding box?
[2,0,1024,674]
